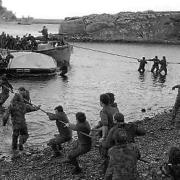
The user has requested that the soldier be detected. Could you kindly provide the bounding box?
[150,56,160,73]
[63,112,91,174]
[18,87,31,104]
[138,57,147,73]
[106,92,119,112]
[159,56,167,75]
[105,112,146,148]
[99,93,119,142]
[172,84,180,124]
[39,26,48,41]
[46,105,72,158]
[59,60,68,76]
[104,129,141,180]
[102,112,145,174]
[2,90,40,152]
[0,74,13,106]
[4,51,14,67]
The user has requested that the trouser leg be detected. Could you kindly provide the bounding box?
[151,66,155,72]
[19,126,29,145]
[68,144,91,169]
[12,129,19,150]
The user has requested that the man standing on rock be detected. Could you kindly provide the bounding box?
[46,105,72,158]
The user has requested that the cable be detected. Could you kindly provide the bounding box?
[71,44,139,60]
[71,44,180,65]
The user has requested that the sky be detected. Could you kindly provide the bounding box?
[2,0,180,19]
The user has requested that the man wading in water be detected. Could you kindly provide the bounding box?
[138,57,147,73]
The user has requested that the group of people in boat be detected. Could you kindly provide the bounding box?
[0,32,38,50]
[1,74,180,179]
[138,56,167,75]
[0,50,14,68]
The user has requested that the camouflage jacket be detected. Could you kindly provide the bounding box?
[105,144,141,180]
[3,101,38,128]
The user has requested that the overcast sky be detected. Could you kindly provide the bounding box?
[3,0,180,19]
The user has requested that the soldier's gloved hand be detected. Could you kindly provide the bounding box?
[36,105,41,110]
[99,137,105,143]
[46,112,52,117]
[65,123,70,127]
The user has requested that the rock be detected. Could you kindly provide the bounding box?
[60,11,180,44]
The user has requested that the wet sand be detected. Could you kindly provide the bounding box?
[0,109,178,180]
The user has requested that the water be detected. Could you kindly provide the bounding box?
[0,23,180,155]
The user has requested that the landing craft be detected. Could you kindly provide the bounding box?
[5,52,57,77]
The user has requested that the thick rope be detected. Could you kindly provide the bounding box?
[72,44,180,64]
[72,44,140,60]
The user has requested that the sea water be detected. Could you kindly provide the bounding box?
[0,23,180,154]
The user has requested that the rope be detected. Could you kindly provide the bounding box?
[71,44,180,65]
[2,85,93,139]
[71,44,140,60]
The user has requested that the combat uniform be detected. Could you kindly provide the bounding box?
[159,58,167,75]
[0,78,13,105]
[105,122,146,148]
[151,58,160,73]
[3,94,39,150]
[47,111,72,156]
[66,120,91,172]
[138,59,147,73]
[105,144,141,180]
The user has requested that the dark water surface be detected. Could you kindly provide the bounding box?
[0,24,180,155]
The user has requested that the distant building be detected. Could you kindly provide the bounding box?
[0,0,2,7]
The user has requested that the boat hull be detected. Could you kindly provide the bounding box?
[0,68,57,77]
[35,44,72,67]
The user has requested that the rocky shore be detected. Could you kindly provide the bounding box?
[0,109,178,180]
[59,11,180,44]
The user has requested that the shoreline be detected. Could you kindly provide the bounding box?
[0,109,178,179]
[66,38,180,45]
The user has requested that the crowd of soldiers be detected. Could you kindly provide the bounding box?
[1,74,180,179]
[0,32,38,50]
[138,56,168,75]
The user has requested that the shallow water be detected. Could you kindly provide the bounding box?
[0,24,180,155]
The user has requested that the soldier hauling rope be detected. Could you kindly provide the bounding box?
[2,84,180,178]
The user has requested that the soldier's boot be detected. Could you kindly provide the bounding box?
[19,144,24,151]
[51,144,62,158]
[72,166,82,175]
[71,158,82,174]
[12,135,18,151]
[58,144,62,151]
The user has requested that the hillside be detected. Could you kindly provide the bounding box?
[0,0,16,21]
[60,11,180,44]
